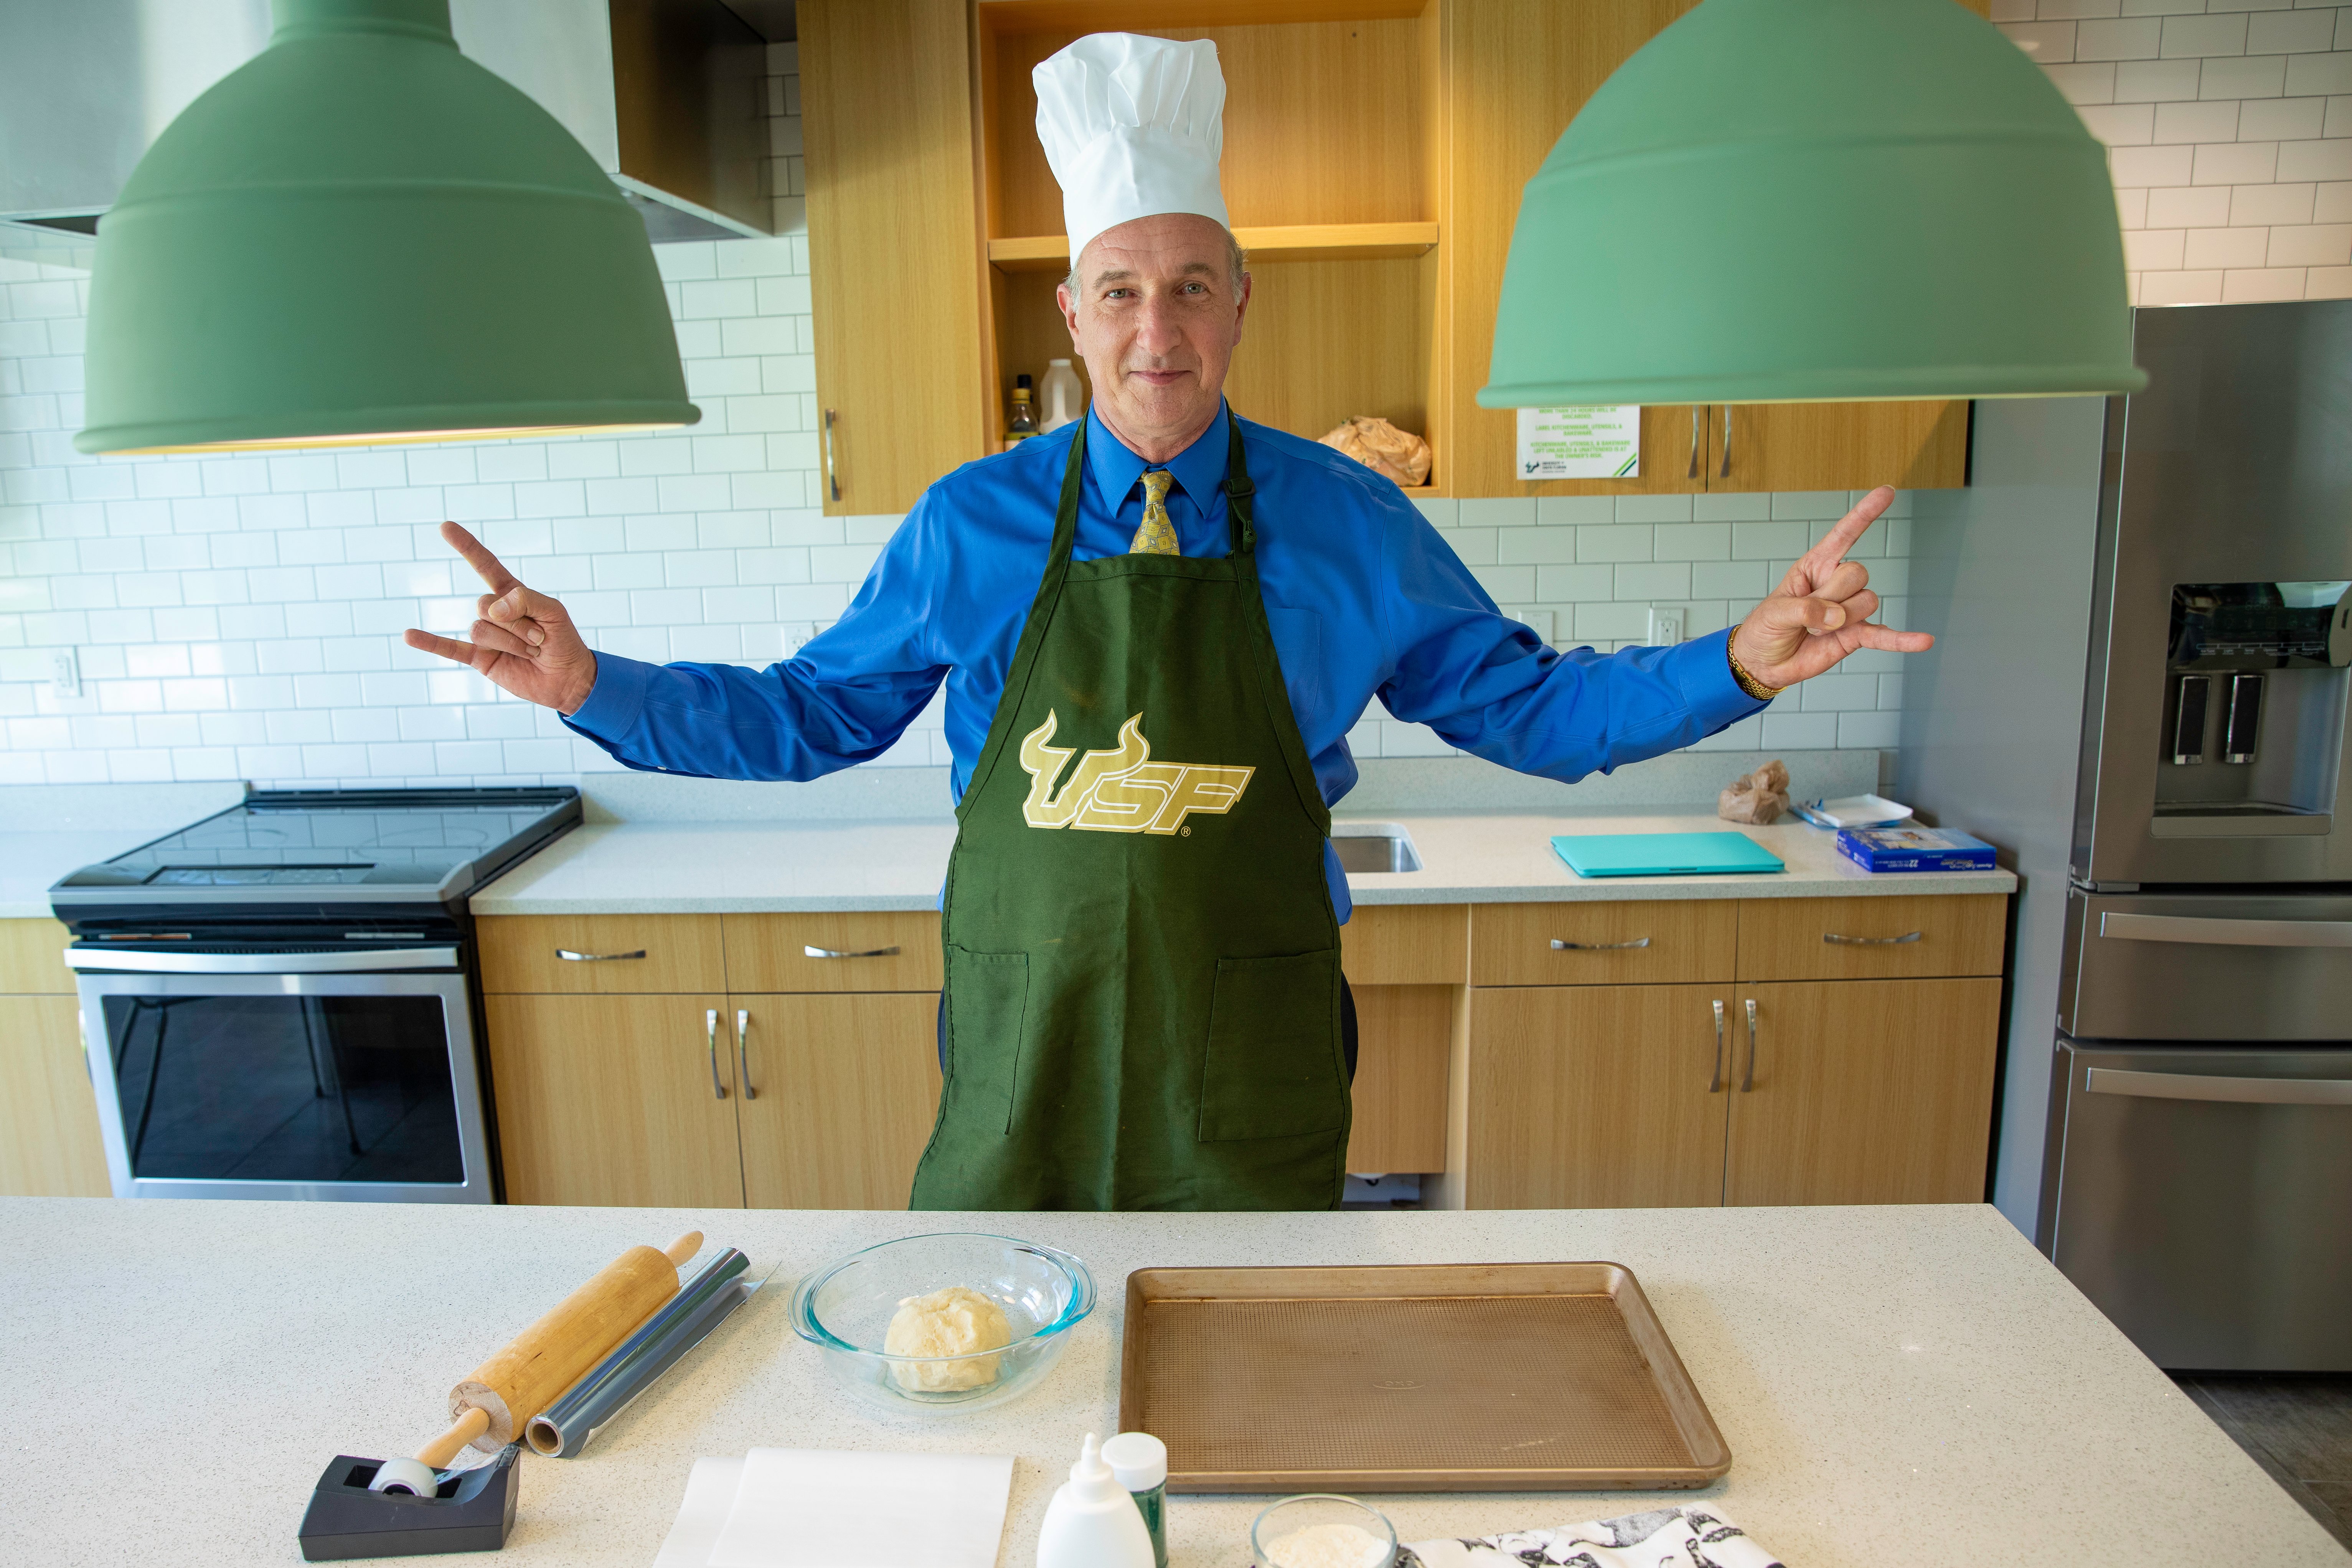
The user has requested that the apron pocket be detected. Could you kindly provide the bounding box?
[943,946,1029,1134]
[1197,949,1346,1143]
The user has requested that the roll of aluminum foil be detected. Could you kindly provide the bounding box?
[526,1246,760,1458]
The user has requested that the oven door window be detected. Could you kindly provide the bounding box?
[101,995,464,1184]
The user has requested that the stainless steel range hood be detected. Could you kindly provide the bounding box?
[0,0,777,244]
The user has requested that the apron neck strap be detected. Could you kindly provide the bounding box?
[1045,417,1088,575]
[1222,411,1256,557]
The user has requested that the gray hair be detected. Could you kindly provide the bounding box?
[1064,227,1248,297]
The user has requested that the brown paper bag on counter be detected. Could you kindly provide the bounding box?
[1319,416,1431,488]
[1718,759,1789,824]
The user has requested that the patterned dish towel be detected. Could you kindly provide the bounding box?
[1396,1506,1782,1568]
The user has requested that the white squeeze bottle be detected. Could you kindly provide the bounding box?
[1039,358,1084,434]
[1035,1432,1154,1568]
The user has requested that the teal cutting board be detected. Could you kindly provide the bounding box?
[1551,831,1786,878]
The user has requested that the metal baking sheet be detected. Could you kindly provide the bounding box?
[1117,1262,1731,1493]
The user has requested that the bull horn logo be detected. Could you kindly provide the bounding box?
[1017,711,1252,835]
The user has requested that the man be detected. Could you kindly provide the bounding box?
[406,34,1928,1213]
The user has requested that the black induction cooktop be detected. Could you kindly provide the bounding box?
[50,788,581,918]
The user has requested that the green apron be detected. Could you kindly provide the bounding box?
[909,413,1349,1212]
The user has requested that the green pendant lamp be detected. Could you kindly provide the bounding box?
[76,0,698,455]
[1479,0,2146,408]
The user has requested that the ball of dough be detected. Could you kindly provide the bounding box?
[883,1286,1013,1392]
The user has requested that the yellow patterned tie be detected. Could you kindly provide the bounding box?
[1128,469,1179,556]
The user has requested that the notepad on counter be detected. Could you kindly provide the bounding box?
[1837,825,1998,873]
[1550,831,1785,879]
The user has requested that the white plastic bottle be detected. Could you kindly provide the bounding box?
[1035,1432,1154,1568]
[1039,358,1085,434]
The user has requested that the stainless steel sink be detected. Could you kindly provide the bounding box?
[1331,824,1423,874]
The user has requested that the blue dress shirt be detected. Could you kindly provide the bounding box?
[566,404,1766,918]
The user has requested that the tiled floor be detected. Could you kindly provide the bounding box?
[2175,1375,2352,1554]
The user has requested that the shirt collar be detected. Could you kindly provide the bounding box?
[1084,400,1232,515]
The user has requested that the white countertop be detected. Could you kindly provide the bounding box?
[0,829,157,920]
[1,1199,2332,1566]
[469,808,2015,915]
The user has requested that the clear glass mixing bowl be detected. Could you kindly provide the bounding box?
[787,1232,1095,1414]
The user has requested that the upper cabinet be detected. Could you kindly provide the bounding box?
[798,0,1990,516]
[798,0,993,514]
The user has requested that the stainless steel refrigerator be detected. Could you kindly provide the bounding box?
[1899,300,2352,1372]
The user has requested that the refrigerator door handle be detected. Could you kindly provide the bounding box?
[2099,912,2352,948]
[2085,1066,2352,1106]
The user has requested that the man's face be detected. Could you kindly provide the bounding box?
[1056,213,1249,453]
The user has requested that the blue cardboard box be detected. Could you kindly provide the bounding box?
[1837,825,1998,873]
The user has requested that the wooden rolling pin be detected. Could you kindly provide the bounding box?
[370,1232,703,1497]
[442,1231,703,1453]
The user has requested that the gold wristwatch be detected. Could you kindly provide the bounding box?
[1726,636,1785,701]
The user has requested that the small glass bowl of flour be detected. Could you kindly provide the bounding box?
[1250,1494,1397,1568]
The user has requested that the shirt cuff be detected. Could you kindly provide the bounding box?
[561,651,651,741]
[1667,628,1771,729]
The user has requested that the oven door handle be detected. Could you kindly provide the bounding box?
[2086,1067,2352,1106]
[2099,912,2352,948]
[63,946,460,974]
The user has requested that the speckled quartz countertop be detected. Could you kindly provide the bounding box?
[0,829,165,920]
[468,808,2014,915]
[1,1199,2333,1566]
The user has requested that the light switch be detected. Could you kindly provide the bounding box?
[1647,608,1685,646]
[49,647,81,697]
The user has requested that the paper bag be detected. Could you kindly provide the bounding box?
[1319,415,1432,487]
[1718,760,1789,825]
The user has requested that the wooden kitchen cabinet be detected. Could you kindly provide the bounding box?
[1340,903,1468,986]
[799,0,993,514]
[1459,983,1731,1209]
[723,911,944,993]
[1723,978,2002,1207]
[0,918,109,1199]
[1736,894,2004,983]
[481,912,945,1208]
[1346,984,1457,1175]
[477,913,725,994]
[800,0,1978,505]
[0,995,112,1198]
[0,917,74,994]
[1709,401,1971,495]
[484,994,746,1208]
[734,992,943,1209]
[1440,893,2009,1210]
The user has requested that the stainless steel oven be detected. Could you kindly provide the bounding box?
[66,946,493,1204]
[49,786,579,1205]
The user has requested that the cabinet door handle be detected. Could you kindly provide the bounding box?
[705,1009,728,1101]
[1687,406,1700,480]
[1551,936,1651,951]
[1823,930,1923,946]
[1709,999,1725,1093]
[803,944,900,960]
[1718,404,1734,479]
[556,948,645,962]
[1742,998,1759,1092]
[734,1009,755,1100]
[823,408,841,502]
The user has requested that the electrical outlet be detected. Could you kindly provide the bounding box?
[1647,608,1685,646]
[49,647,81,697]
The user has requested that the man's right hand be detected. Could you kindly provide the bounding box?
[404,521,598,716]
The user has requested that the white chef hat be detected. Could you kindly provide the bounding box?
[1034,33,1230,264]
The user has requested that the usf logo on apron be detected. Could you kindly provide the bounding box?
[1017,711,1254,834]
[910,412,1351,1213]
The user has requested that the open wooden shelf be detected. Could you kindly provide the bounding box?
[988,222,1440,273]
[976,0,1430,34]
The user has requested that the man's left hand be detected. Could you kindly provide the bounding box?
[1730,486,1932,690]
